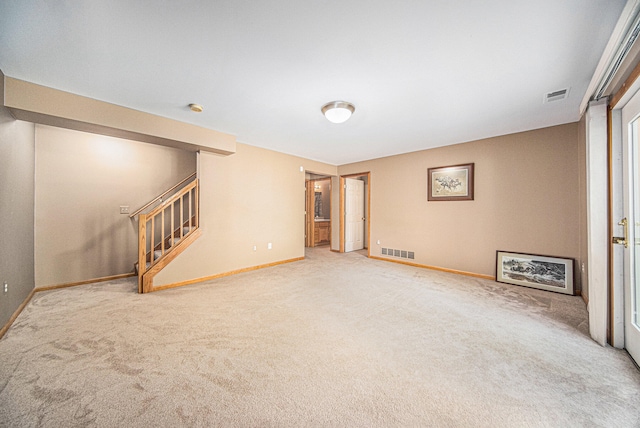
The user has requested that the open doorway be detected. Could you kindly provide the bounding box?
[305,174,332,249]
[339,172,371,255]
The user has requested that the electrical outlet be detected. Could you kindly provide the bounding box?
[268,242,272,250]
[119,206,130,214]
[377,240,381,245]
[253,245,257,251]
[3,282,7,293]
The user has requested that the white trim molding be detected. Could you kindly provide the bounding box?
[585,99,610,346]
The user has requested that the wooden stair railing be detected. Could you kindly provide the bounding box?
[133,176,200,293]
[130,173,196,218]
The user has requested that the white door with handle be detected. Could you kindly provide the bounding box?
[619,87,640,365]
[345,178,364,252]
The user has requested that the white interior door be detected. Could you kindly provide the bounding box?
[345,178,364,252]
[620,88,640,365]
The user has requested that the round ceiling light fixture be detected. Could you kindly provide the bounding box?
[321,101,355,124]
[189,103,204,113]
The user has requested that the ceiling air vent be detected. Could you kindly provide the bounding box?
[544,88,570,103]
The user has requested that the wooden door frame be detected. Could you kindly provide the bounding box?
[339,172,371,256]
[305,180,314,247]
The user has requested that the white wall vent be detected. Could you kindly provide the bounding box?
[544,88,570,103]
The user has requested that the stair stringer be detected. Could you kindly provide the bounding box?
[141,228,202,293]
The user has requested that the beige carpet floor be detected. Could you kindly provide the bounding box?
[1,248,639,427]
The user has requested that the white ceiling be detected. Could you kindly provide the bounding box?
[0,1,626,165]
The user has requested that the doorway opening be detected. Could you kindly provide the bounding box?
[305,174,333,250]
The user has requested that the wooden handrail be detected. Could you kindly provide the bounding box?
[129,172,196,218]
[146,179,197,220]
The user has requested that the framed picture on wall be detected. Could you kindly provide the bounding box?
[427,163,474,201]
[496,251,575,295]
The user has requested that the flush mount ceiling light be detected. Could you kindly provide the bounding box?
[189,103,204,113]
[321,101,355,124]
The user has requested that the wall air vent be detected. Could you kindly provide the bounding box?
[544,88,570,103]
[382,248,415,260]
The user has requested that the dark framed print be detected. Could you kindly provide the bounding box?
[427,163,474,201]
[496,251,575,295]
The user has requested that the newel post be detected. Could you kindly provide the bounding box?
[137,213,147,294]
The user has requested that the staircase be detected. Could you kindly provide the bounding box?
[130,173,201,293]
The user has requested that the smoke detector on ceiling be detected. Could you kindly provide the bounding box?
[543,88,570,103]
[189,103,204,113]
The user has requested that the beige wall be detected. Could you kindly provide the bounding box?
[154,143,336,286]
[0,105,35,327]
[35,125,196,286]
[338,123,581,286]
[29,119,582,292]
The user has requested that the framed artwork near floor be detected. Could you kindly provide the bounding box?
[496,251,575,295]
[427,163,474,201]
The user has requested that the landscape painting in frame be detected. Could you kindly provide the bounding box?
[496,251,575,295]
[427,163,474,201]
